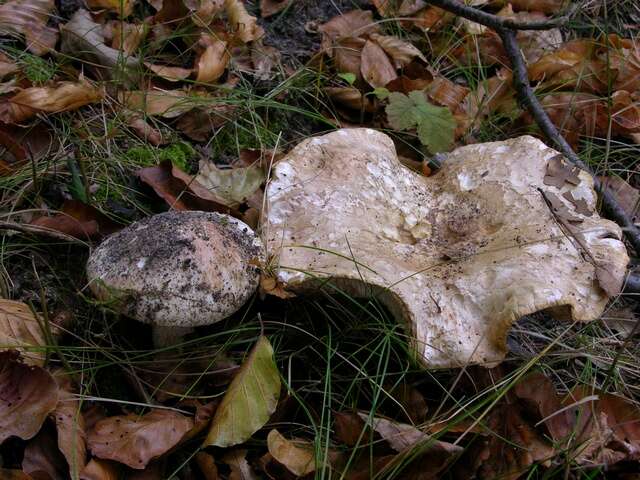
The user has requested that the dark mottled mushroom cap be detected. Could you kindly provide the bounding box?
[87,211,263,327]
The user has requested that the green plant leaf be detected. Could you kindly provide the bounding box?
[385,90,456,153]
[338,72,356,85]
[204,336,281,447]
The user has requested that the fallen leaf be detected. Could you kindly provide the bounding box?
[267,429,316,477]
[80,458,121,480]
[251,43,280,80]
[318,10,378,51]
[543,155,581,189]
[260,0,292,17]
[146,64,192,82]
[333,36,366,80]
[225,0,264,43]
[22,425,69,480]
[359,413,428,452]
[222,449,259,480]
[410,5,454,31]
[176,103,236,141]
[0,81,103,123]
[204,336,281,447]
[360,40,397,88]
[87,409,194,469]
[0,299,47,365]
[0,52,19,79]
[0,0,58,55]
[196,161,265,207]
[260,274,296,299]
[86,0,136,16]
[0,350,58,443]
[111,22,148,54]
[196,451,219,480]
[121,90,196,118]
[52,372,87,479]
[387,383,428,424]
[495,0,568,14]
[185,0,225,26]
[0,470,34,480]
[370,33,426,68]
[600,176,639,221]
[127,114,164,146]
[137,160,233,213]
[196,37,230,84]
[30,200,119,240]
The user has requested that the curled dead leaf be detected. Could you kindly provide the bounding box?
[0,0,58,55]
[267,429,316,477]
[360,40,397,88]
[318,10,378,52]
[87,409,194,469]
[0,299,47,365]
[30,200,119,240]
[196,37,230,84]
[0,350,59,443]
[0,81,103,124]
[224,0,264,43]
[146,63,192,82]
[370,33,426,68]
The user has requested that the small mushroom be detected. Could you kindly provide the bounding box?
[264,129,629,367]
[87,211,263,347]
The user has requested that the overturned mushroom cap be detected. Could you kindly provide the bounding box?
[264,129,629,367]
[87,211,263,328]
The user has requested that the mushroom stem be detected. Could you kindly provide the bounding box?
[152,325,194,349]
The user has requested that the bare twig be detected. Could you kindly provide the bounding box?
[427,0,640,290]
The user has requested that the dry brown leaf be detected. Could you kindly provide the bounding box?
[137,160,233,213]
[87,409,194,469]
[222,449,259,480]
[22,425,69,480]
[492,0,568,14]
[196,37,230,83]
[333,36,366,80]
[318,10,378,51]
[251,43,280,80]
[370,33,426,68]
[260,274,296,299]
[360,40,397,88]
[86,0,136,16]
[0,470,34,480]
[0,81,103,124]
[225,0,264,43]
[410,5,454,31]
[600,176,639,221]
[0,52,18,79]
[52,372,87,479]
[359,414,428,452]
[0,0,58,55]
[267,429,316,477]
[543,155,581,189]
[0,299,47,366]
[80,458,121,480]
[120,90,195,118]
[185,0,225,26]
[176,104,236,141]
[260,0,291,17]
[30,200,119,239]
[325,87,375,112]
[195,452,219,480]
[0,350,59,443]
[111,22,148,54]
[127,115,164,146]
[146,63,192,82]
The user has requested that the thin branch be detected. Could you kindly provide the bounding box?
[427,0,578,30]
[426,0,640,292]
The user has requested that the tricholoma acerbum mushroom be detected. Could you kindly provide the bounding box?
[87,129,628,367]
[86,211,263,347]
[264,129,629,367]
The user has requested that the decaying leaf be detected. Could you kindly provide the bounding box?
[30,200,118,240]
[260,274,296,299]
[0,470,34,480]
[22,425,70,480]
[0,350,59,443]
[80,458,121,480]
[267,429,316,477]
[0,0,58,55]
[121,89,197,118]
[221,449,259,480]
[52,372,87,479]
[195,451,219,480]
[146,63,192,82]
[600,176,640,221]
[0,299,47,365]
[205,336,281,447]
[360,40,397,88]
[0,81,103,123]
[318,10,378,51]
[386,91,456,152]
[111,22,148,54]
[370,33,426,67]
[196,37,230,84]
[87,409,194,469]
[260,0,292,17]
[196,161,265,207]
[86,0,136,16]
[225,0,264,43]
[543,155,581,188]
[359,414,429,452]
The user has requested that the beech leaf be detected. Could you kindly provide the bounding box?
[196,162,265,207]
[267,429,316,476]
[204,336,281,447]
[0,299,47,365]
[87,409,193,469]
[0,351,59,443]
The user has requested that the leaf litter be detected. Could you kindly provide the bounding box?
[1,0,640,477]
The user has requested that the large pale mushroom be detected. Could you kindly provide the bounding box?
[264,129,629,367]
[87,210,263,347]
